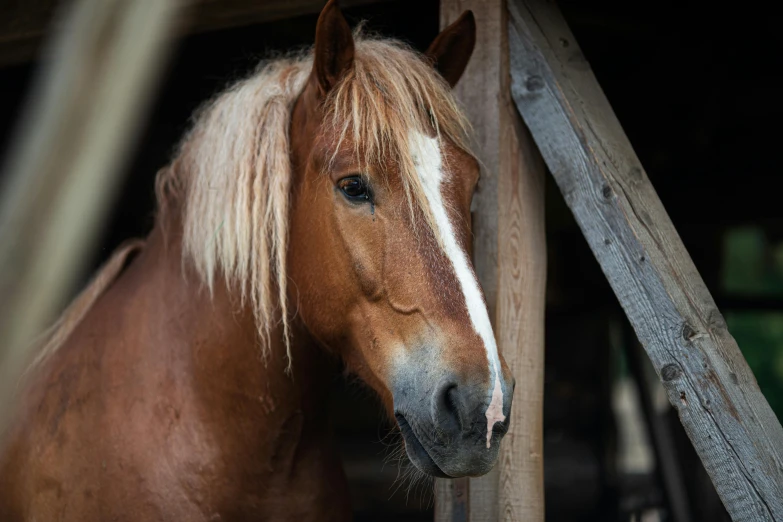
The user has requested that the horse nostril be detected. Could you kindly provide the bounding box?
[434,382,463,434]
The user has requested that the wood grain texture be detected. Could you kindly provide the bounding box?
[507,1,783,520]
[436,0,546,520]
[0,0,385,66]
[496,61,546,522]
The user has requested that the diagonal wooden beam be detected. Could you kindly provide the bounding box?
[507,0,783,520]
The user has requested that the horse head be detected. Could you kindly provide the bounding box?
[288,0,514,478]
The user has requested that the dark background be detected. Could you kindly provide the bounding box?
[1,1,780,520]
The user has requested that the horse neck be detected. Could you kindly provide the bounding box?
[141,212,338,461]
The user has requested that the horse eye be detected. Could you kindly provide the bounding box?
[338,176,370,202]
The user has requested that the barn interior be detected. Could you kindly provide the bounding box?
[1,1,781,521]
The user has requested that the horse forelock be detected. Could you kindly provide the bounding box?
[154,31,475,365]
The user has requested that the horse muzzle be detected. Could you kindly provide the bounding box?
[392,370,514,478]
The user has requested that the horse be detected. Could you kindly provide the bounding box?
[0,1,514,519]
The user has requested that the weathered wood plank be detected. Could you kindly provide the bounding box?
[0,0,386,67]
[507,1,783,520]
[436,0,546,520]
[496,86,546,522]
[0,0,182,434]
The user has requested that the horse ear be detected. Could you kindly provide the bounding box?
[425,11,476,88]
[312,0,355,96]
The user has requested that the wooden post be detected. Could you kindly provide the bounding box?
[435,1,547,521]
[507,1,783,520]
[0,0,182,435]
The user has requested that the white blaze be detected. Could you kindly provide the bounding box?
[409,131,505,449]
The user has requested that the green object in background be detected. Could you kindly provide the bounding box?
[722,227,783,421]
[725,312,783,421]
[723,227,783,295]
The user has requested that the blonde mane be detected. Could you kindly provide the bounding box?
[157,32,473,364]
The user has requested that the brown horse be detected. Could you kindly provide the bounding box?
[0,2,514,520]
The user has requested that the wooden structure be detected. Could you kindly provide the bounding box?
[436,0,783,520]
[502,0,783,520]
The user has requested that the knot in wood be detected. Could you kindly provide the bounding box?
[601,184,613,200]
[525,75,545,93]
[661,363,680,382]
